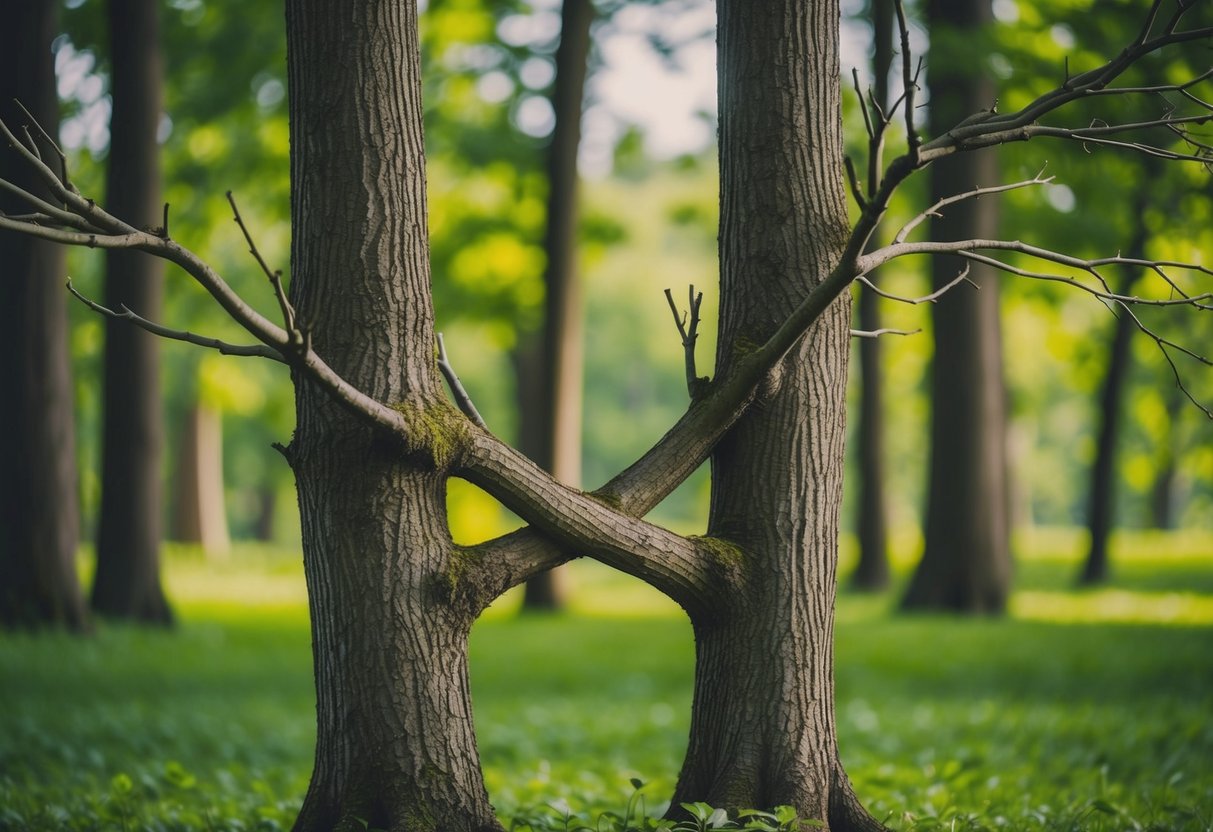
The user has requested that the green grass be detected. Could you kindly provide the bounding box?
[1,531,1211,830]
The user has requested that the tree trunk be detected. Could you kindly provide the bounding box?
[521,0,594,612]
[286,1,499,828]
[1078,193,1150,585]
[90,0,172,624]
[171,403,231,556]
[1149,385,1184,530]
[902,0,1011,614]
[0,0,89,632]
[851,0,894,592]
[670,2,881,828]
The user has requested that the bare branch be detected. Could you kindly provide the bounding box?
[67,279,285,361]
[893,169,1054,244]
[850,327,922,339]
[0,177,102,231]
[224,191,303,352]
[436,332,487,430]
[14,100,70,192]
[856,267,975,305]
[892,0,920,160]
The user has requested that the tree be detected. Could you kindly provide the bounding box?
[900,0,1013,614]
[0,0,89,632]
[521,0,595,611]
[851,0,896,592]
[90,0,173,624]
[1,0,1208,828]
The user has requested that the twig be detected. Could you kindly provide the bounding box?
[892,0,920,161]
[665,285,706,397]
[850,327,921,339]
[844,156,867,209]
[67,279,285,361]
[436,333,487,429]
[225,191,304,354]
[893,169,1054,244]
[14,99,70,192]
[856,268,975,305]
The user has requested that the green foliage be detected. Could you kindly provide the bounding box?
[3,537,1213,830]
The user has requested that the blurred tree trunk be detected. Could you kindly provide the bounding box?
[0,0,89,633]
[851,0,894,592]
[171,403,231,556]
[1078,190,1149,586]
[521,0,594,612]
[1149,386,1184,530]
[903,0,1012,613]
[90,0,172,624]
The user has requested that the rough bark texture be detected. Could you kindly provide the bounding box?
[902,0,1012,614]
[171,403,231,556]
[851,0,894,592]
[286,1,499,829]
[522,0,594,611]
[0,0,89,632]
[670,3,881,828]
[91,0,172,624]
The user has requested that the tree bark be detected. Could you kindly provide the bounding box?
[286,1,499,828]
[669,2,881,828]
[0,0,89,632]
[171,403,231,556]
[521,0,594,612]
[851,0,894,592]
[902,0,1012,614]
[90,0,172,624]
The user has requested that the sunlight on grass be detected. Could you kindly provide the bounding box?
[1012,589,1213,625]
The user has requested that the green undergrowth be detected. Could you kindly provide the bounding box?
[1,532,1211,830]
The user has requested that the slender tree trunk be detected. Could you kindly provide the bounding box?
[91,0,171,624]
[1149,385,1184,530]
[286,2,499,828]
[522,0,594,611]
[670,3,881,828]
[902,0,1011,614]
[171,403,231,556]
[0,0,89,632]
[851,0,894,592]
[1078,194,1150,585]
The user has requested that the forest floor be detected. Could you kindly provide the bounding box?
[0,529,1210,831]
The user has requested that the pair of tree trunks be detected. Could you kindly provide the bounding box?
[284,0,878,827]
[0,0,171,630]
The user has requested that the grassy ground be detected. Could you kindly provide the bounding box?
[0,530,1210,831]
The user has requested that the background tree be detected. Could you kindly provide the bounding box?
[902,0,1012,614]
[90,0,172,624]
[521,0,596,611]
[0,0,89,632]
[851,0,895,592]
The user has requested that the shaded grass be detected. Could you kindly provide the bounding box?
[0,531,1210,830]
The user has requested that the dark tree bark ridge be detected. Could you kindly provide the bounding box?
[91,0,172,624]
[902,0,1012,614]
[0,0,88,632]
